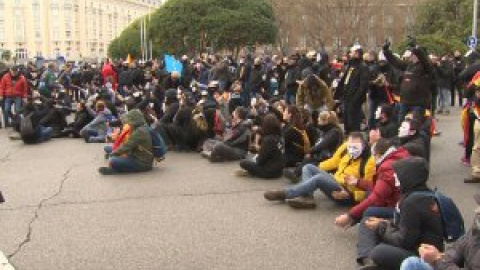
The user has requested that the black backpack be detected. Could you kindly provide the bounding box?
[20,113,36,143]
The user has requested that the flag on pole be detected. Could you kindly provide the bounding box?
[164,54,183,76]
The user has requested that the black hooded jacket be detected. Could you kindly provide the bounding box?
[377,157,444,252]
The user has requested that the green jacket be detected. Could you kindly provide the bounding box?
[296,75,334,111]
[112,109,153,170]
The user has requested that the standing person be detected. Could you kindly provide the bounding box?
[464,86,480,183]
[382,41,433,122]
[452,50,466,107]
[461,86,480,168]
[284,56,300,105]
[101,59,118,91]
[0,66,28,127]
[38,63,56,98]
[339,45,370,134]
[246,58,265,104]
[433,55,454,115]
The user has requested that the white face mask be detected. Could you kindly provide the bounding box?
[347,143,363,159]
[394,173,400,187]
[375,107,382,120]
[398,122,411,138]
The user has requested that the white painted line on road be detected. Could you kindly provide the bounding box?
[0,251,15,270]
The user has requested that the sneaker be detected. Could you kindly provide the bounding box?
[200,151,211,159]
[264,190,286,201]
[235,169,250,177]
[464,176,480,183]
[436,110,444,115]
[357,258,379,270]
[98,167,118,175]
[433,130,442,136]
[283,168,300,183]
[286,196,317,209]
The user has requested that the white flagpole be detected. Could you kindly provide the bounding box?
[140,19,144,62]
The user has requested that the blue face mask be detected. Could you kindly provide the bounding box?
[347,143,363,159]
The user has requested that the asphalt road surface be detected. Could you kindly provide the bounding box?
[0,107,479,270]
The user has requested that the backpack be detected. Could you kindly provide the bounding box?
[413,189,465,242]
[20,113,36,142]
[293,127,311,154]
[147,127,167,162]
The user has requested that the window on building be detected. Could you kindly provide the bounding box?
[33,1,41,40]
[14,9,25,42]
[0,1,4,42]
[15,48,27,60]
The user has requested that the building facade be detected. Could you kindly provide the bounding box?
[0,0,164,62]
[271,0,425,55]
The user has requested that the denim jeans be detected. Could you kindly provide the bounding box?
[37,126,52,142]
[3,97,22,126]
[284,92,296,105]
[285,164,354,206]
[109,156,145,173]
[437,87,451,112]
[400,257,433,270]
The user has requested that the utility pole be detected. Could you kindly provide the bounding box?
[474,0,478,38]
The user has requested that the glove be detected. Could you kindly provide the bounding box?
[382,41,391,51]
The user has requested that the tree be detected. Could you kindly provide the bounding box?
[109,0,277,58]
[397,0,475,55]
[1,50,12,62]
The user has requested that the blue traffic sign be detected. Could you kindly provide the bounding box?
[468,36,478,48]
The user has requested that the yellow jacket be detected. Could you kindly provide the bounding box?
[319,143,376,203]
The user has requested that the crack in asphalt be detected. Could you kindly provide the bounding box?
[7,167,74,262]
[0,188,267,212]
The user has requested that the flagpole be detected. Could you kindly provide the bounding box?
[140,19,144,62]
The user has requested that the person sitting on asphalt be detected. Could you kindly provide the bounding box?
[373,104,398,139]
[80,100,114,143]
[400,194,480,270]
[264,132,375,209]
[201,106,251,162]
[99,109,154,175]
[283,110,344,183]
[334,138,410,228]
[235,113,285,179]
[395,118,427,159]
[282,105,310,168]
[356,157,444,270]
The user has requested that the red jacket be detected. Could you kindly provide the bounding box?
[349,147,410,219]
[0,73,28,98]
[102,63,118,90]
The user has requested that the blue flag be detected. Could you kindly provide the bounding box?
[164,55,183,77]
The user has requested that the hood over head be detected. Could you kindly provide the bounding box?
[124,109,147,128]
[392,157,429,194]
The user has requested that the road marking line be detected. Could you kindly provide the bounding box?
[0,251,15,270]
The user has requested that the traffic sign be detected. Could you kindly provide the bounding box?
[468,36,478,48]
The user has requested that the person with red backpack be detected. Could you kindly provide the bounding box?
[0,66,28,127]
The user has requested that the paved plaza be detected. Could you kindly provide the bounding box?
[0,108,479,270]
